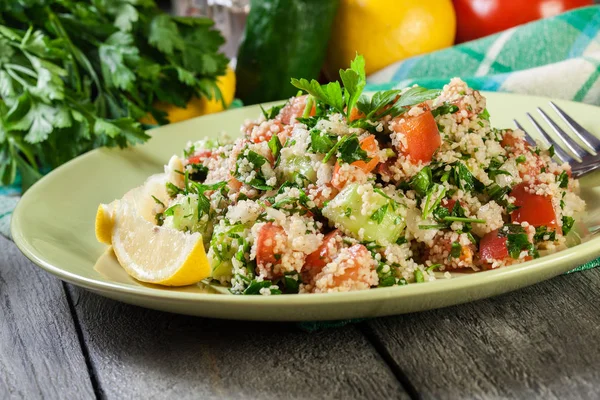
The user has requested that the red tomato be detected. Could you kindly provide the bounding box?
[332,244,371,286]
[256,223,287,270]
[349,107,365,122]
[187,150,213,164]
[510,183,558,228]
[454,0,594,43]
[391,106,441,164]
[277,95,316,125]
[441,198,457,212]
[479,229,509,261]
[304,230,343,272]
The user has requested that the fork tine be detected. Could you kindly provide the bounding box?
[537,108,589,158]
[526,113,577,164]
[513,120,537,146]
[550,101,600,154]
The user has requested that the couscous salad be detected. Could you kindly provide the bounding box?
[96,56,584,294]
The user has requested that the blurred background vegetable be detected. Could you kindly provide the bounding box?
[324,0,456,78]
[454,0,595,43]
[235,0,340,104]
[0,0,228,190]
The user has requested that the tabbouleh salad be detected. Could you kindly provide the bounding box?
[154,56,585,295]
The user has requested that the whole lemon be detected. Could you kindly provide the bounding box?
[325,0,456,77]
[141,66,236,125]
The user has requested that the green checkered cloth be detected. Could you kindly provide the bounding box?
[1,6,600,330]
[368,6,600,104]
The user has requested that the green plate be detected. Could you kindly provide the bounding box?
[11,92,600,321]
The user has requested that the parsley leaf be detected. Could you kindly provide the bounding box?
[370,204,388,224]
[506,233,536,259]
[409,166,433,197]
[260,103,285,120]
[290,78,344,115]
[310,129,336,154]
[339,54,366,118]
[562,216,575,236]
[432,103,459,118]
[337,134,369,164]
[450,242,462,258]
[268,134,282,165]
[557,171,568,188]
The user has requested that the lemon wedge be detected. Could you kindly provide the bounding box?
[95,201,118,245]
[108,180,210,286]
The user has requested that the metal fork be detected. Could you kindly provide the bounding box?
[513,101,600,178]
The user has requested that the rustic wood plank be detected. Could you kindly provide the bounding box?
[0,236,95,399]
[67,285,408,400]
[368,269,600,399]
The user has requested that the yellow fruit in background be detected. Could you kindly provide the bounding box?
[140,65,236,125]
[325,0,456,77]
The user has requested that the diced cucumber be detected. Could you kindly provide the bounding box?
[323,184,406,244]
[207,222,249,282]
[165,195,213,247]
[278,154,317,184]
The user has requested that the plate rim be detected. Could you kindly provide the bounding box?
[10,91,600,309]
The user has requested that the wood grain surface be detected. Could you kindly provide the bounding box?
[67,284,408,400]
[367,268,600,400]
[0,235,95,399]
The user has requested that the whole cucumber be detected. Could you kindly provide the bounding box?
[235,0,340,105]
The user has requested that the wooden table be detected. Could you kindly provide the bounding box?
[2,233,600,399]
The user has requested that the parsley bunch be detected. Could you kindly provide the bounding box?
[0,1,228,190]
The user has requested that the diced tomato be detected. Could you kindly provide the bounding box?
[277,95,315,125]
[304,230,343,273]
[331,244,371,286]
[309,183,339,208]
[391,105,441,163]
[332,135,380,189]
[187,150,213,164]
[479,229,509,261]
[349,107,365,122]
[227,176,243,192]
[256,223,287,272]
[510,183,558,229]
[501,132,529,150]
[441,199,456,212]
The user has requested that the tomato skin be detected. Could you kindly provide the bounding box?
[304,230,343,278]
[256,223,287,270]
[332,135,380,189]
[331,244,371,286]
[277,95,315,125]
[479,229,509,261]
[391,106,441,163]
[510,183,558,228]
[454,0,594,43]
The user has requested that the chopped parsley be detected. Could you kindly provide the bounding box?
[562,216,575,236]
[260,103,285,120]
[414,269,425,283]
[234,150,274,191]
[450,242,462,258]
[310,129,337,154]
[370,204,388,224]
[409,166,432,197]
[268,134,282,165]
[432,103,459,117]
[557,171,569,188]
